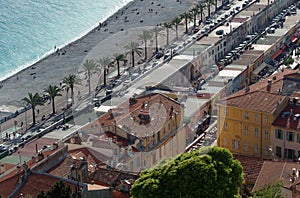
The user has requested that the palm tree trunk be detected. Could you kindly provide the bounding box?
[52,97,56,114]
[117,61,120,76]
[215,0,217,13]
[201,11,203,23]
[71,87,74,105]
[155,35,158,53]
[88,72,91,95]
[208,5,211,18]
[104,67,107,86]
[185,19,188,33]
[166,29,169,46]
[193,15,196,27]
[175,26,178,40]
[131,51,135,67]
[32,106,36,125]
[144,42,147,61]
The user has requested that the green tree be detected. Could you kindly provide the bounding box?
[172,17,182,40]
[97,57,112,87]
[252,182,283,198]
[37,181,72,198]
[113,53,126,77]
[163,22,173,46]
[124,41,143,67]
[138,30,153,61]
[44,85,62,114]
[131,146,244,198]
[22,93,44,125]
[181,12,193,34]
[81,59,99,95]
[151,26,165,53]
[284,56,294,66]
[62,74,82,106]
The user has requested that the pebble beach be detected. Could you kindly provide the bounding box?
[0,0,197,115]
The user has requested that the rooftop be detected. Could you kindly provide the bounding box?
[272,103,300,130]
[97,93,182,139]
[253,161,300,192]
[219,91,287,113]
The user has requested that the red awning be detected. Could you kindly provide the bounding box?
[271,49,283,60]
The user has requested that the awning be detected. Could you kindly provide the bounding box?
[271,49,284,60]
[291,36,298,43]
[253,62,271,76]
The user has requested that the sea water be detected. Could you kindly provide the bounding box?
[0,0,132,81]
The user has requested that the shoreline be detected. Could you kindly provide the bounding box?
[0,0,134,83]
[0,0,197,112]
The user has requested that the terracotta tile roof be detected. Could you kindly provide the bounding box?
[253,161,300,192]
[234,155,265,186]
[48,147,106,177]
[228,69,299,99]
[272,104,300,130]
[219,91,286,113]
[0,171,85,198]
[97,93,182,138]
[89,167,138,187]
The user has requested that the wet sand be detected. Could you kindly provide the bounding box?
[0,0,197,115]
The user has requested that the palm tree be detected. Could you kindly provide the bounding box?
[44,85,62,114]
[205,0,215,18]
[181,12,193,34]
[62,74,82,106]
[124,41,143,67]
[113,53,126,77]
[151,26,165,53]
[172,17,182,40]
[22,93,44,125]
[97,57,112,87]
[81,59,99,95]
[197,4,206,25]
[190,7,200,28]
[138,30,153,61]
[163,22,173,46]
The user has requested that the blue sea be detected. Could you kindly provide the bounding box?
[0,0,132,81]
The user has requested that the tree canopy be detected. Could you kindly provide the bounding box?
[37,181,72,198]
[131,146,244,198]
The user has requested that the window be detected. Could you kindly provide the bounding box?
[286,131,294,142]
[276,147,281,157]
[224,107,228,116]
[264,146,269,156]
[223,138,228,146]
[254,128,259,137]
[232,140,240,149]
[264,130,269,139]
[224,122,228,131]
[254,144,258,154]
[244,141,248,151]
[284,149,295,159]
[137,156,141,167]
[168,123,170,130]
[255,114,259,122]
[275,129,283,139]
[244,125,248,135]
[297,133,300,143]
[264,115,269,123]
[244,111,249,119]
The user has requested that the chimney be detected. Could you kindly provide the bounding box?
[245,86,250,93]
[267,79,272,87]
[293,97,299,106]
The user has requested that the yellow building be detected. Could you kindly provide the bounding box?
[217,90,288,159]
